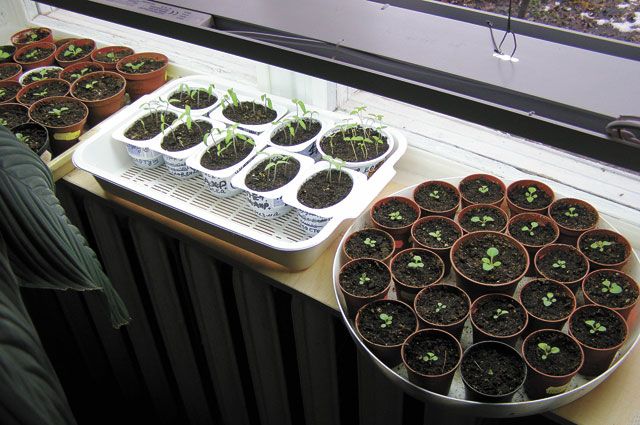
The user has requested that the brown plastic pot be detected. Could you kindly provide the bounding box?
[518,279,575,334]
[401,329,462,395]
[534,244,590,293]
[507,212,560,276]
[28,96,88,155]
[458,173,507,207]
[19,65,63,86]
[71,71,126,125]
[59,61,104,83]
[0,63,22,82]
[16,78,70,106]
[54,38,78,49]
[55,39,97,68]
[413,180,460,218]
[338,258,392,318]
[116,52,169,100]
[457,203,509,234]
[11,28,53,47]
[582,269,639,320]
[521,329,584,399]
[342,227,395,264]
[577,229,632,271]
[11,122,51,157]
[506,179,555,216]
[91,45,135,70]
[0,81,21,104]
[0,45,16,63]
[411,215,463,276]
[370,196,421,251]
[14,42,57,71]
[0,103,30,128]
[450,231,529,300]
[470,293,528,346]
[390,247,445,304]
[548,198,599,244]
[414,284,471,339]
[568,305,628,376]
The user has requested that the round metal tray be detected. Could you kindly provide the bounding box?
[332,178,640,417]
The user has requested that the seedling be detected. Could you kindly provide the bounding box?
[33,88,48,97]
[552,259,566,269]
[358,273,370,286]
[428,230,442,242]
[70,67,90,80]
[379,313,393,328]
[0,118,7,126]
[482,247,501,271]
[15,133,31,144]
[363,237,376,248]
[0,50,10,60]
[590,240,613,252]
[140,99,173,134]
[601,279,622,294]
[260,93,273,110]
[521,221,539,236]
[23,49,39,60]
[47,106,69,118]
[106,51,117,61]
[564,207,579,218]
[435,302,446,313]
[525,186,538,203]
[408,255,424,269]
[537,342,560,360]
[263,153,291,181]
[429,190,440,199]
[63,44,83,58]
[478,185,489,194]
[470,215,494,227]
[31,69,52,81]
[124,61,145,71]
[211,124,254,157]
[278,98,316,144]
[584,319,606,334]
[388,211,403,221]
[542,292,556,307]
[421,352,438,362]
[169,83,215,107]
[322,154,345,183]
[224,88,239,109]
[493,308,509,319]
[28,32,39,41]
[84,80,99,90]
[0,89,5,97]
[177,105,196,132]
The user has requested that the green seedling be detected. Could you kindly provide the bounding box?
[0,89,5,97]
[0,50,10,60]
[263,153,291,181]
[429,190,440,199]
[124,61,145,71]
[15,133,30,144]
[0,118,7,126]
[363,237,376,248]
[140,99,173,133]
[590,240,613,252]
[422,352,438,362]
[47,106,69,117]
[493,308,508,319]
[33,88,48,97]
[84,80,98,90]
[31,69,51,81]
[478,185,489,194]
[388,211,403,221]
[24,49,39,60]
[435,302,446,313]
[322,154,345,183]
[29,32,38,41]
[542,292,556,307]
[601,279,622,294]
[564,207,579,218]
[70,67,90,80]
[584,319,606,334]
[211,124,254,157]
[552,259,566,269]
[408,255,424,269]
[428,230,442,241]
[470,215,494,227]
[63,44,83,58]
[358,273,370,286]
[379,313,392,328]
[537,342,560,360]
[521,221,539,236]
[226,88,239,108]
[106,51,116,60]
[260,93,273,110]
[525,186,538,203]
[482,247,501,271]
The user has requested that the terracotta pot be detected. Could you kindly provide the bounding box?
[457,203,509,234]
[413,180,460,218]
[518,279,575,333]
[0,63,22,82]
[577,229,632,271]
[370,195,421,251]
[568,305,628,376]
[338,258,392,318]
[458,173,506,207]
[342,227,396,264]
[16,78,70,106]
[521,329,584,399]
[59,61,104,83]
[582,269,639,320]
[507,212,560,276]
[91,45,135,71]
[55,39,97,68]
[548,198,599,244]
[19,65,63,86]
[54,38,78,49]
[506,179,555,216]
[11,122,51,157]
[390,247,445,304]
[0,45,16,63]
[470,293,528,346]
[0,81,21,104]
[0,103,30,128]
[11,28,53,47]
[71,71,126,125]
[411,215,463,276]
[414,284,470,339]
[450,231,529,300]
[28,96,88,155]
[116,52,169,100]
[534,244,590,293]
[14,42,57,71]
[401,329,462,395]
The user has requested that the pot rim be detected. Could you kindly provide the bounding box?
[413,180,461,216]
[414,283,471,327]
[458,173,506,206]
[411,215,463,252]
[28,96,89,129]
[506,179,555,213]
[370,195,421,234]
[390,247,445,289]
[401,328,463,378]
[14,41,57,65]
[55,38,96,63]
[17,78,70,105]
[548,198,599,233]
[507,212,560,248]
[70,70,127,104]
[343,227,396,263]
[567,304,628,351]
[355,299,419,349]
[457,203,509,234]
[577,228,632,269]
[582,268,640,311]
[534,243,590,285]
[59,61,105,81]
[11,27,52,46]
[518,278,576,324]
[338,257,392,300]
[116,52,169,75]
[470,293,529,340]
[90,45,135,63]
[521,329,585,378]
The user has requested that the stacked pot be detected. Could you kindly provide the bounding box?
[338,173,637,401]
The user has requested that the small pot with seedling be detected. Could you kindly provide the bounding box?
[343,228,396,264]
[568,304,628,376]
[210,88,288,134]
[451,231,529,299]
[116,52,169,100]
[14,42,57,71]
[548,198,599,243]
[0,81,21,104]
[460,341,527,402]
[506,179,555,216]
[54,39,96,68]
[582,269,639,320]
[401,329,462,395]
[413,180,461,218]
[230,146,314,217]
[19,65,63,85]
[390,248,445,304]
[370,196,421,249]
[338,258,392,318]
[59,61,104,83]
[0,63,22,82]
[0,103,30,128]
[267,98,329,157]
[507,212,560,276]
[457,203,508,234]
[519,279,575,333]
[534,244,590,293]
[355,299,418,366]
[28,96,88,155]
[521,329,584,399]
[167,82,219,116]
[470,293,528,346]
[90,45,135,71]
[0,45,17,64]
[413,284,470,338]
[10,122,51,158]
[458,173,506,207]
[16,78,70,106]
[411,216,463,276]
[578,229,632,271]
[11,28,53,48]
[71,71,127,124]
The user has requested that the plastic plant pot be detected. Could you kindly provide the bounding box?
[343,227,396,264]
[0,45,17,64]
[0,81,21,104]
[11,122,51,157]
[266,115,332,157]
[16,78,70,106]
[457,203,509,234]
[577,229,632,271]
[506,179,555,216]
[470,293,528,346]
[390,247,445,304]
[28,96,88,155]
[11,27,53,47]
[91,45,135,71]
[507,212,560,276]
[0,63,22,82]
[0,103,30,128]
[413,180,460,218]
[413,283,471,339]
[59,61,104,83]
[19,65,63,86]
[370,195,421,251]
[14,42,57,71]
[519,279,576,333]
[534,243,590,293]
[411,215,463,276]
[70,71,127,125]
[548,198,599,243]
[458,173,506,208]
[55,39,97,68]
[582,269,639,320]
[116,52,169,100]
[338,258,392,318]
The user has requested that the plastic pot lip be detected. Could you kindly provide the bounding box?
[518,278,576,325]
[506,179,555,213]
[343,227,395,263]
[14,42,57,65]
[1,44,17,55]
[548,198,599,234]
[470,293,529,340]
[355,299,419,349]
[507,212,560,249]
[411,215,463,252]
[456,203,509,234]
[16,78,71,105]
[577,228,632,269]
[414,283,471,327]
[90,45,135,63]
[450,231,530,289]
[521,329,585,378]
[70,71,126,104]
[458,173,507,206]
[582,269,640,312]
[116,52,169,75]
[534,243,590,286]
[54,38,96,63]
[59,61,104,82]
[390,247,445,289]
[0,62,23,80]
[338,257,392,300]
[18,65,63,85]
[401,328,463,378]
[10,121,48,133]
[370,195,421,234]
[568,304,629,351]
[28,96,89,129]
[413,180,461,216]
[10,27,52,46]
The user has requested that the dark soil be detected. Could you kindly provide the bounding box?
[524,331,581,376]
[340,259,391,297]
[94,48,133,63]
[0,46,14,63]
[124,111,177,141]
[461,344,525,396]
[15,28,50,44]
[319,125,389,162]
[415,285,469,325]
[22,68,61,85]
[357,300,416,346]
[404,332,460,375]
[244,156,300,191]
[72,74,124,101]
[537,247,588,282]
[372,198,419,228]
[17,46,55,63]
[161,120,213,152]
[168,89,218,110]
[460,177,504,204]
[30,100,85,127]
[508,217,557,246]
[584,270,638,309]
[550,202,598,230]
[201,139,255,170]
[297,170,353,209]
[61,64,103,83]
[508,183,552,210]
[0,85,19,103]
[391,249,443,287]
[414,217,462,249]
[11,124,47,152]
[459,206,507,232]
[579,234,628,265]
[56,44,93,61]
[520,280,573,320]
[0,104,29,128]
[570,306,626,349]
[120,58,166,74]
[415,183,459,213]
[0,64,21,80]
[222,101,276,125]
[18,80,69,104]
[472,296,526,336]
[453,234,526,284]
[271,118,322,146]
[344,228,395,261]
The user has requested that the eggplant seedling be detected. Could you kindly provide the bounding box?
[584,319,606,334]
[482,247,501,271]
[478,185,489,194]
[33,88,48,97]
[0,50,11,60]
[422,352,438,362]
[70,67,90,81]
[435,302,446,313]
[429,190,440,199]
[564,207,579,218]
[63,44,83,58]
[493,308,508,319]
[84,80,98,90]
[552,259,566,269]
[379,313,393,328]
[388,211,403,221]
[542,292,556,307]
[30,69,50,81]
[601,279,622,294]
[470,215,494,227]
[47,106,69,118]
[590,240,613,252]
[521,221,539,236]
[124,61,145,71]
[428,230,442,242]
[363,237,376,248]
[15,133,31,144]
[537,342,560,360]
[358,273,370,286]
[23,49,40,60]
[408,255,424,269]
[525,187,538,203]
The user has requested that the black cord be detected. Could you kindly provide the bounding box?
[487,0,518,58]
